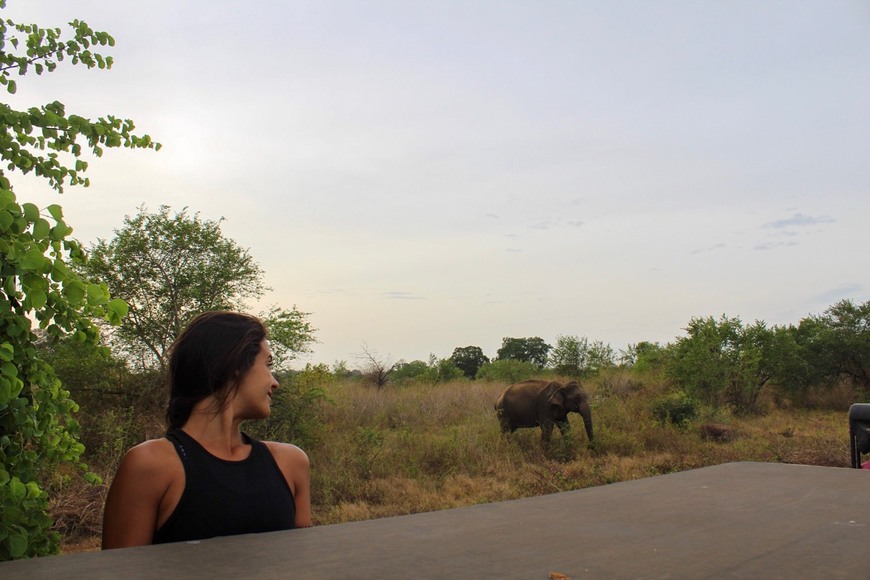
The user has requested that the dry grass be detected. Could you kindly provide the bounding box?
[59,372,855,552]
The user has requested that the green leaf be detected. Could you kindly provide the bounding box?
[10,478,26,500]
[106,297,128,325]
[1,362,19,377]
[20,248,48,270]
[50,221,74,240]
[8,529,28,558]
[86,283,108,306]
[33,217,51,240]
[46,204,63,221]
[25,481,42,499]
[0,210,13,232]
[6,321,24,337]
[63,280,85,305]
[22,202,40,222]
[0,378,12,406]
[0,189,15,206]
[29,289,47,309]
[107,298,128,318]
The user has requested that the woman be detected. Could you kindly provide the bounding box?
[102,311,312,549]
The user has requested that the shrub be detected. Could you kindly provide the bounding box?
[476,359,537,383]
[651,390,700,427]
[596,370,645,399]
[391,360,430,383]
[392,358,464,385]
[244,364,331,449]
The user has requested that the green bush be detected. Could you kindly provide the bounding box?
[391,360,430,383]
[651,390,700,427]
[476,359,537,383]
[392,358,464,385]
[0,8,159,559]
[244,364,331,449]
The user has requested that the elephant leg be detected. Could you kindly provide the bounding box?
[556,420,571,437]
[540,422,554,446]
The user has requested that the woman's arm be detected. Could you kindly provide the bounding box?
[267,442,312,528]
[102,439,178,549]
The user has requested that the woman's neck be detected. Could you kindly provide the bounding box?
[179,399,249,460]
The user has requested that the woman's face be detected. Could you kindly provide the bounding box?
[233,341,279,420]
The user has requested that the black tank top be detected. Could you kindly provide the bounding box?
[152,430,296,544]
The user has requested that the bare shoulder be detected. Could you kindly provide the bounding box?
[113,438,181,487]
[263,441,310,468]
[122,438,178,469]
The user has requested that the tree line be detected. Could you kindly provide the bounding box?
[375,300,870,419]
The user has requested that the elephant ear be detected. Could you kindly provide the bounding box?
[547,386,566,412]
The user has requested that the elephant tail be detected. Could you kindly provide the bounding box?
[495,393,516,433]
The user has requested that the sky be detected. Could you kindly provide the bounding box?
[5,1,870,368]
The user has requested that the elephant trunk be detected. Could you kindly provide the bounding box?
[579,402,594,442]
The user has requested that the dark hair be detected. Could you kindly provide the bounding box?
[165,311,266,432]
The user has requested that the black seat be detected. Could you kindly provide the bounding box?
[849,403,870,468]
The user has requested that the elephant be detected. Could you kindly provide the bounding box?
[495,379,593,446]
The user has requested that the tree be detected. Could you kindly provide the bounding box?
[619,341,666,371]
[586,340,616,375]
[549,335,615,377]
[666,315,775,414]
[803,299,870,392]
[755,323,815,401]
[391,359,430,383]
[476,359,537,383]
[496,337,551,368]
[549,335,587,376]
[392,356,463,384]
[358,344,397,388]
[262,305,317,372]
[0,6,158,559]
[79,205,266,370]
[449,345,489,379]
[426,354,464,383]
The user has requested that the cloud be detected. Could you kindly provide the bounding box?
[762,213,835,229]
[691,243,726,254]
[812,283,864,305]
[382,291,426,300]
[753,241,800,251]
[530,219,584,230]
[310,288,349,296]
